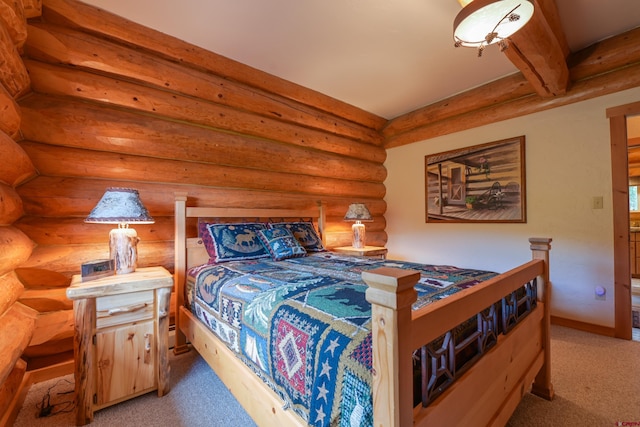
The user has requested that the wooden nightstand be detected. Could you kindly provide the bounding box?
[66,266,173,425]
[332,246,388,259]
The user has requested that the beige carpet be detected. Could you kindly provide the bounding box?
[507,325,640,426]
[14,325,640,427]
[13,349,256,427]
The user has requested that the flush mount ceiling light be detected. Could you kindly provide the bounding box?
[453,0,534,56]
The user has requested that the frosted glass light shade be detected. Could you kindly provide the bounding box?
[453,0,534,48]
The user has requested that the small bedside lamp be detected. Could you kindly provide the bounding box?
[344,203,372,249]
[85,188,154,274]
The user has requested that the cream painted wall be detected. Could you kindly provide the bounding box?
[384,86,640,327]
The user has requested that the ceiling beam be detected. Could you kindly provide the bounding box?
[503,0,570,97]
[384,26,640,148]
[382,73,531,137]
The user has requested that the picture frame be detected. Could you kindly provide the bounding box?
[425,135,526,223]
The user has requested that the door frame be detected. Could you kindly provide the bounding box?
[607,100,640,339]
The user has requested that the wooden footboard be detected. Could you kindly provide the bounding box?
[362,238,553,426]
[174,194,552,427]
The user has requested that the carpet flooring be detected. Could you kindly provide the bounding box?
[13,349,256,427]
[13,325,640,427]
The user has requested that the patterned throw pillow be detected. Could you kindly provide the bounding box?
[257,227,307,261]
[269,222,325,252]
[201,222,269,262]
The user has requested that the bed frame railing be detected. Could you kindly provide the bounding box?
[362,238,552,427]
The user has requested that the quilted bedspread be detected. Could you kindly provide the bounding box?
[187,252,496,426]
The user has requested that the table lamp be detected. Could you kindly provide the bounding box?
[85,188,154,274]
[344,203,372,249]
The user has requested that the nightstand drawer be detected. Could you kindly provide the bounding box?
[96,290,154,329]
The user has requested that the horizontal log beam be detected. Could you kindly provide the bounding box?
[40,0,385,131]
[22,336,72,359]
[17,176,386,219]
[0,271,24,316]
[570,27,640,82]
[15,214,385,247]
[386,56,640,148]
[0,358,26,425]
[385,27,640,147]
[20,241,174,277]
[0,226,34,276]
[24,23,383,145]
[0,302,37,385]
[0,0,28,51]
[0,131,35,187]
[324,231,387,249]
[14,267,69,289]
[24,60,386,164]
[382,73,532,138]
[19,93,386,177]
[0,21,29,97]
[28,309,73,346]
[19,288,72,313]
[0,183,23,225]
[324,216,386,233]
[20,141,386,200]
[0,86,22,139]
[15,216,174,245]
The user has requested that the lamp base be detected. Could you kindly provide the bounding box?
[109,227,139,274]
[352,222,366,249]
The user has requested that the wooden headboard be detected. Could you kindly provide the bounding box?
[173,192,325,344]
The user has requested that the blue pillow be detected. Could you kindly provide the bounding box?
[268,222,325,252]
[257,228,307,261]
[201,223,269,262]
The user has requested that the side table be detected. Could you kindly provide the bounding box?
[332,245,388,259]
[66,266,173,425]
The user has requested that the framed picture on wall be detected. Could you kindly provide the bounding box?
[425,135,526,223]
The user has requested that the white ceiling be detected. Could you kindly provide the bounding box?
[81,0,640,120]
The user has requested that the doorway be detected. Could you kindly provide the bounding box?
[627,115,640,341]
[608,101,640,340]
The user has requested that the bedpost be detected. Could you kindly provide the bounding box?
[529,237,554,400]
[316,200,326,247]
[173,192,190,355]
[362,267,420,427]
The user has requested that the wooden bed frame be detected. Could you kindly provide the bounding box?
[173,193,553,426]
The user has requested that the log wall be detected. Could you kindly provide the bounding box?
[2,0,639,415]
[2,0,388,386]
[16,0,388,281]
[0,0,41,423]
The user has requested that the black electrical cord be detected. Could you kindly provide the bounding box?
[36,378,75,418]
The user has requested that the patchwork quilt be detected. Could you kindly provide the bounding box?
[186,252,497,426]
